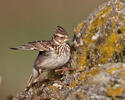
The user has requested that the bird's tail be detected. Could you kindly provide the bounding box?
[10,41,40,51]
[10,41,49,51]
[10,45,29,50]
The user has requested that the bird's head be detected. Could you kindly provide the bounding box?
[53,26,70,45]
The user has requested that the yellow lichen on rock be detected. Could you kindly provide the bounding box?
[69,80,79,88]
[71,0,125,99]
[79,48,88,67]
[107,65,123,75]
[98,32,123,64]
[107,87,125,99]
[74,22,84,35]
[87,6,111,33]
[78,67,101,82]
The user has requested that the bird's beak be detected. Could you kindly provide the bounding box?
[66,37,71,40]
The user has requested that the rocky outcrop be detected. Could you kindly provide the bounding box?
[12,0,125,100]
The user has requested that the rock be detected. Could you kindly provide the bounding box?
[12,0,125,100]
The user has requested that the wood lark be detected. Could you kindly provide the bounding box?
[11,26,71,86]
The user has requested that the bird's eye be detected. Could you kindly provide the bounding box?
[61,37,64,39]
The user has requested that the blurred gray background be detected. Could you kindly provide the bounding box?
[0,0,106,99]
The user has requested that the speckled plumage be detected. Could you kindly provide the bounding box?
[11,26,71,86]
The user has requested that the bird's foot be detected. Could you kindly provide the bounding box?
[55,67,72,74]
[39,68,45,81]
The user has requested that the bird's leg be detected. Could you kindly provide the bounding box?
[55,67,72,74]
[27,74,33,87]
[39,68,44,81]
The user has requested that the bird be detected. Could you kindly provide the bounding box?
[10,26,71,86]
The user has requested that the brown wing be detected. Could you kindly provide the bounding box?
[10,41,51,51]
